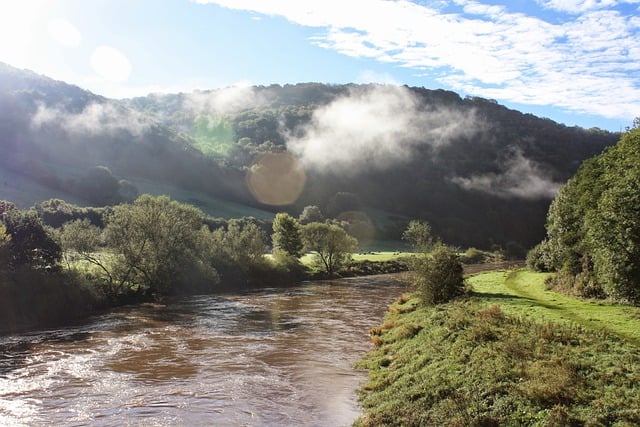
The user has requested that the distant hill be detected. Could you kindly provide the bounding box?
[0,62,620,249]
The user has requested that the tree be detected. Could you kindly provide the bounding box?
[2,209,61,270]
[272,213,303,258]
[537,125,640,302]
[104,194,211,295]
[402,220,434,252]
[301,222,358,276]
[413,243,464,305]
[60,218,118,285]
[210,218,267,267]
[586,165,640,302]
[0,223,11,272]
[299,205,324,224]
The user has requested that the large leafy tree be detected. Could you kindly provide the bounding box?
[2,208,61,270]
[210,218,267,267]
[402,220,434,252]
[301,222,358,276]
[272,213,303,258]
[104,194,211,294]
[534,125,640,303]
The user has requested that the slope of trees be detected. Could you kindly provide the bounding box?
[528,124,640,303]
[0,62,620,249]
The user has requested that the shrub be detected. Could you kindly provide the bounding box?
[413,243,465,305]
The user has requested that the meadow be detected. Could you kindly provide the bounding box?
[355,268,640,426]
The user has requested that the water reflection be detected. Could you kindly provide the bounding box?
[0,276,405,426]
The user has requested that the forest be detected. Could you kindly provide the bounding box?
[0,62,620,252]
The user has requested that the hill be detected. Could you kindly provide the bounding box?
[0,63,620,249]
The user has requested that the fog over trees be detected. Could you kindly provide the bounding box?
[0,62,620,250]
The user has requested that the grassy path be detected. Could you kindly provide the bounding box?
[468,268,640,345]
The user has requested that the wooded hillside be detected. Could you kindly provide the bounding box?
[0,63,620,250]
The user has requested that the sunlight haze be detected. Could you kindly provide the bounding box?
[0,0,638,130]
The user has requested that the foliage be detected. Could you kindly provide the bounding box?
[402,220,433,252]
[104,194,217,295]
[298,205,324,224]
[33,199,108,228]
[1,62,620,250]
[1,208,61,270]
[301,222,358,276]
[210,218,267,267]
[74,166,122,206]
[271,212,303,258]
[459,247,503,265]
[0,223,11,271]
[357,295,640,427]
[58,218,119,289]
[412,243,465,305]
[538,126,640,303]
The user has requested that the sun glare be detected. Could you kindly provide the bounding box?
[0,1,50,68]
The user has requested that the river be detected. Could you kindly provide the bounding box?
[0,275,406,426]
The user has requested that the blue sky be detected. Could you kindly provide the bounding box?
[0,0,638,131]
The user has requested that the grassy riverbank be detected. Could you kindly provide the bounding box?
[355,269,640,426]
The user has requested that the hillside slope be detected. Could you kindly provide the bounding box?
[0,63,619,248]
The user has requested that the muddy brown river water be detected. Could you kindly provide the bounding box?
[0,275,405,426]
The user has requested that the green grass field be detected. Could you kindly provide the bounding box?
[468,269,640,344]
[356,268,640,426]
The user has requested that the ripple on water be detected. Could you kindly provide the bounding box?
[0,279,405,426]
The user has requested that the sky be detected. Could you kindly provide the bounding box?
[0,0,638,131]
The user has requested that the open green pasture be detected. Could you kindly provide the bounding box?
[356,268,640,426]
[468,269,640,344]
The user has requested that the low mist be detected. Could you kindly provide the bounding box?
[31,102,151,137]
[285,85,481,174]
[184,85,269,115]
[451,148,562,200]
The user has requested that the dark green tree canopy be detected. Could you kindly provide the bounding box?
[413,243,465,305]
[402,220,434,252]
[2,209,61,270]
[301,222,358,276]
[531,125,640,303]
[272,212,303,258]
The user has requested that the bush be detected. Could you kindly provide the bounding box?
[413,244,465,305]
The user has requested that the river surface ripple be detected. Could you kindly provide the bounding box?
[0,275,405,426]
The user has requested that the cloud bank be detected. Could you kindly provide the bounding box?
[198,0,640,120]
[286,85,480,174]
[31,102,151,137]
[184,85,269,115]
[451,148,562,199]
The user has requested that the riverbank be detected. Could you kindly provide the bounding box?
[355,268,640,426]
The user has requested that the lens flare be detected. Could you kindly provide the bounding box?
[246,152,306,206]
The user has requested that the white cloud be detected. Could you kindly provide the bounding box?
[90,46,132,82]
[31,102,151,137]
[286,85,481,174]
[47,19,81,48]
[451,148,562,199]
[183,84,267,114]
[196,0,640,121]
[535,0,639,13]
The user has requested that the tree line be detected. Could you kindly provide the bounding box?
[1,195,366,304]
[528,123,640,304]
